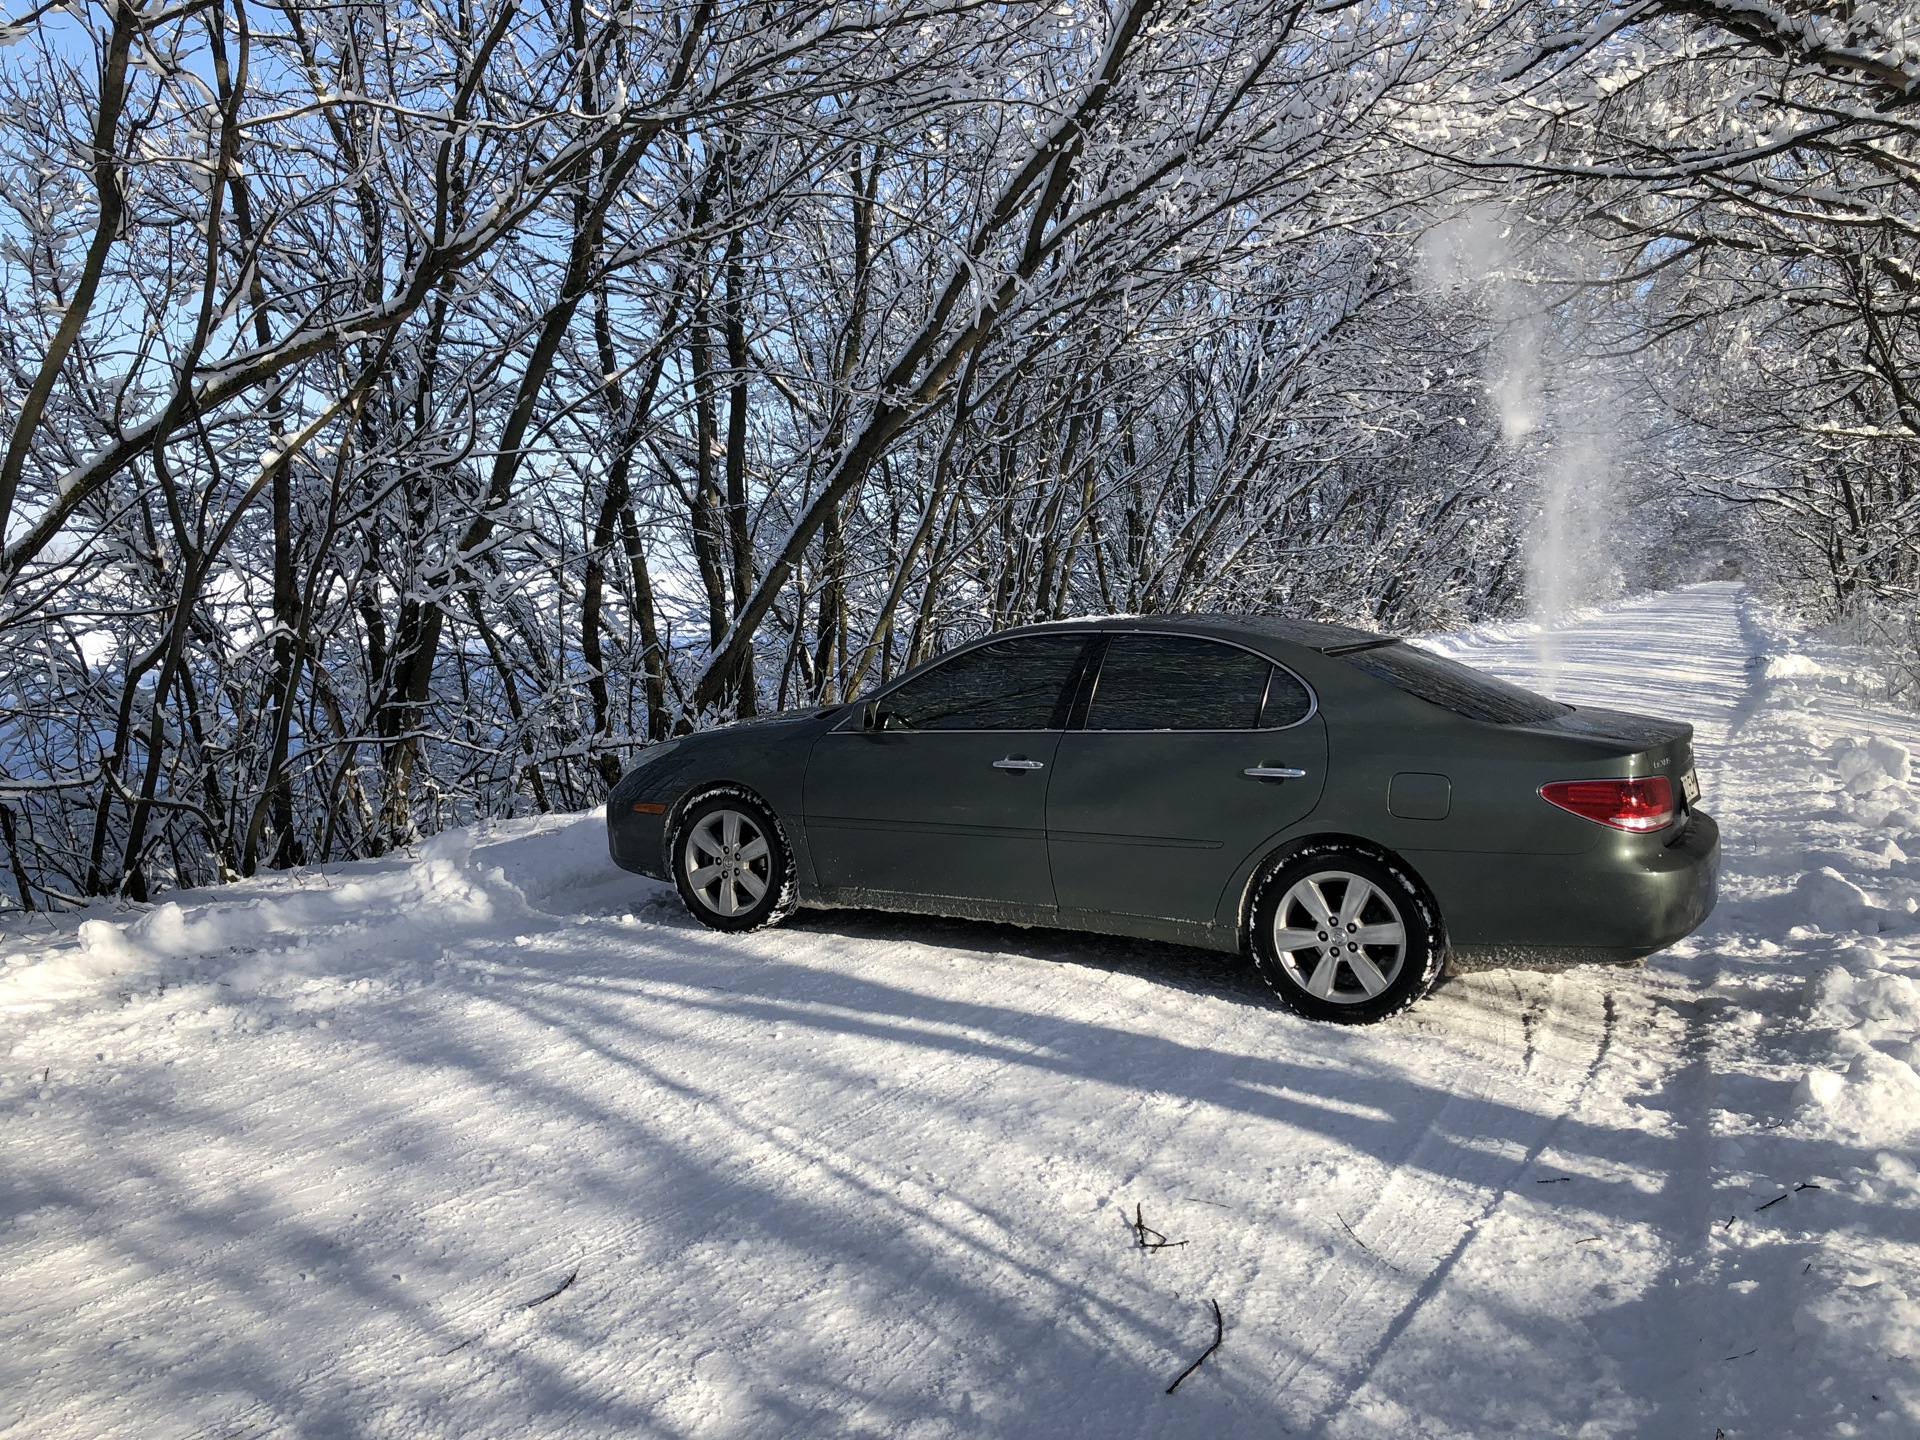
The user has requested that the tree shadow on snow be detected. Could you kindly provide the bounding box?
[14,895,1888,1440]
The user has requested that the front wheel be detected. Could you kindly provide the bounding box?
[1248,845,1442,1024]
[670,792,796,932]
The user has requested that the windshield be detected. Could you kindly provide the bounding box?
[1339,642,1573,725]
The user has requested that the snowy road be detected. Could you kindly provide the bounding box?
[4,584,1917,1439]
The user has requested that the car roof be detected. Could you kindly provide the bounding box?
[1002,612,1393,654]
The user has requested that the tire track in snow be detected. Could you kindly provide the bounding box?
[1316,981,1625,1437]
[1608,585,1775,1436]
[1252,972,1615,1432]
[1634,985,1720,1437]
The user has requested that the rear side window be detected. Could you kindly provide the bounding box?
[1260,667,1313,727]
[1340,643,1572,725]
[1086,634,1303,731]
[876,635,1088,730]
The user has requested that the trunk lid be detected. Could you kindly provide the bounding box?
[1525,705,1699,821]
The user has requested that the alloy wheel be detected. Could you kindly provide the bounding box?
[682,808,772,918]
[1269,869,1408,1004]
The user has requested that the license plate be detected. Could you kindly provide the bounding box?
[1681,768,1700,805]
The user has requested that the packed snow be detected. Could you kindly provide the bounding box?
[2,582,1916,1438]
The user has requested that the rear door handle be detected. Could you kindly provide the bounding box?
[994,758,1046,771]
[1244,766,1307,779]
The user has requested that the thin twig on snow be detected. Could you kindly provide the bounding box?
[1134,1204,1188,1251]
[525,1269,578,1308]
[1165,1298,1223,1395]
[1337,1213,1403,1273]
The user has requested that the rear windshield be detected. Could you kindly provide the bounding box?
[1339,643,1573,725]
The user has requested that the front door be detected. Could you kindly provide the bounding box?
[1047,633,1328,925]
[803,633,1092,909]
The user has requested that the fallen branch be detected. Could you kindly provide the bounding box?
[1165,1298,1223,1394]
[1535,1176,1572,1184]
[1755,1193,1788,1212]
[1134,1204,1189,1251]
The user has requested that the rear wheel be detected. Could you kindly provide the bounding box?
[1249,845,1441,1024]
[671,792,795,932]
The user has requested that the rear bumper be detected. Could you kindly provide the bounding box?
[1411,808,1720,964]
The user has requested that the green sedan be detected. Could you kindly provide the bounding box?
[607,617,1719,1023]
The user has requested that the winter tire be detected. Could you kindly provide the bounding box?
[1248,843,1443,1024]
[670,790,796,933]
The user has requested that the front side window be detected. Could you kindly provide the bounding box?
[1339,642,1572,725]
[873,634,1088,730]
[1084,634,1291,731]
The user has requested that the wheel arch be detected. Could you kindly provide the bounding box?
[1233,832,1448,958]
[664,778,788,859]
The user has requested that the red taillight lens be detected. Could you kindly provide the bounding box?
[1539,777,1674,832]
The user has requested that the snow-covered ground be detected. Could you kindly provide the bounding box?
[3,582,1916,1439]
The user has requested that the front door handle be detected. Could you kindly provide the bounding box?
[993,757,1046,771]
[1244,766,1307,779]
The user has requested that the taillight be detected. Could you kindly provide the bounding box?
[1539,776,1674,832]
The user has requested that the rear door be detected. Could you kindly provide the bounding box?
[1046,633,1327,924]
[803,634,1091,908]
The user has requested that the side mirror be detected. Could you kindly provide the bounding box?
[861,699,880,731]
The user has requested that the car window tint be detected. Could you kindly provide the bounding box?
[1260,665,1313,727]
[1085,634,1274,731]
[879,635,1087,730]
[1339,642,1573,725]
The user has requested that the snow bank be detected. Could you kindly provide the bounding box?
[1829,735,1920,828]
[0,810,624,1018]
[1690,601,1920,1435]
[1779,735,1920,1163]
[1791,1266,1920,1387]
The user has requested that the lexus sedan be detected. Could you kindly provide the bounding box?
[607,617,1719,1022]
